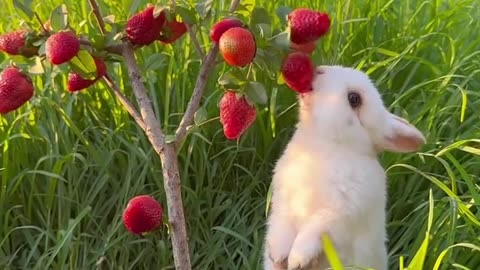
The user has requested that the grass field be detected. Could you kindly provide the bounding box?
[1,0,480,269]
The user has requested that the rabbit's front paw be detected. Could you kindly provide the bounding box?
[264,216,296,270]
[267,251,288,270]
[287,233,322,270]
[264,232,294,269]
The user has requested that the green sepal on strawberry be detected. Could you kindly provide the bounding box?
[0,66,34,115]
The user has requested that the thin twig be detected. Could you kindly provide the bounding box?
[174,0,242,144]
[102,74,147,131]
[174,45,218,143]
[79,38,124,55]
[186,25,205,59]
[34,12,49,34]
[88,0,107,35]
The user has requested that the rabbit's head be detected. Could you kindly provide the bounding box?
[298,65,425,154]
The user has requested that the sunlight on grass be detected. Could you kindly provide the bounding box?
[322,233,344,270]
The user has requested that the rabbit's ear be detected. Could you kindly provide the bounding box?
[378,113,425,153]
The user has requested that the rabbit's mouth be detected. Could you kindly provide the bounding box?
[315,69,325,75]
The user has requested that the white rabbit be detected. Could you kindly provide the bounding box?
[264,66,425,270]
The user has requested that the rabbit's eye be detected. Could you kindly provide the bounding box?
[348,92,362,108]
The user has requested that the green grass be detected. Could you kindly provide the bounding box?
[1,0,480,269]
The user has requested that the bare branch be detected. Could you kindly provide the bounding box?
[122,44,167,153]
[34,12,49,35]
[122,43,192,270]
[174,0,242,145]
[186,25,205,59]
[102,74,147,131]
[174,45,218,143]
[79,38,124,55]
[88,0,107,35]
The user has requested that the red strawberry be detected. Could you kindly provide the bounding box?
[0,30,38,57]
[123,195,163,235]
[210,18,244,44]
[45,31,80,65]
[281,52,314,93]
[158,19,187,44]
[219,91,257,140]
[0,67,34,115]
[126,6,166,46]
[290,41,316,54]
[67,58,107,92]
[288,8,330,44]
[219,27,256,67]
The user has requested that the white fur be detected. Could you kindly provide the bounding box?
[263,66,425,270]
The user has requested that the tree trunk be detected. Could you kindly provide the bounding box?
[158,143,191,270]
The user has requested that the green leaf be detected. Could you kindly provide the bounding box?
[271,31,290,51]
[128,0,142,16]
[277,72,285,85]
[246,81,267,105]
[253,23,272,40]
[406,190,434,270]
[12,0,34,22]
[0,56,29,70]
[265,182,273,217]
[103,15,116,24]
[433,243,480,270]
[31,39,45,47]
[49,4,69,32]
[175,5,197,24]
[68,50,96,79]
[250,7,271,26]
[28,57,45,75]
[236,0,255,17]
[269,87,278,138]
[276,6,292,25]
[194,106,208,126]
[90,34,105,50]
[145,53,167,71]
[195,0,214,19]
[37,42,46,56]
[218,71,245,86]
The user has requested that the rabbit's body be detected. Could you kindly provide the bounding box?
[264,66,425,270]
[266,136,387,270]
